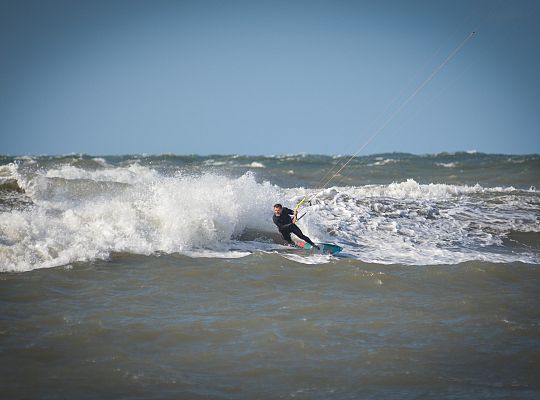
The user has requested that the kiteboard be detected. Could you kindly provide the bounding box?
[296,241,343,255]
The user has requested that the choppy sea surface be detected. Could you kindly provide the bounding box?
[1,152,539,399]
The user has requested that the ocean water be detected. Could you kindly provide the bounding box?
[1,153,539,399]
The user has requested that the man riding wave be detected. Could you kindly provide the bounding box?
[272,203,319,250]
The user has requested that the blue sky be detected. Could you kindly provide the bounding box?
[1,0,539,155]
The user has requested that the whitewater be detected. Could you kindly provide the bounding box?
[0,153,538,272]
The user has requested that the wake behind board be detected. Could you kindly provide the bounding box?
[296,241,343,255]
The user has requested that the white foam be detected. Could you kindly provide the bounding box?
[368,158,398,166]
[182,249,251,259]
[0,167,281,272]
[14,155,36,163]
[203,159,230,167]
[291,180,539,265]
[43,163,160,184]
[343,179,517,200]
[246,162,265,168]
[91,157,109,167]
[280,253,337,265]
[1,162,538,271]
[436,162,458,168]
[0,163,19,181]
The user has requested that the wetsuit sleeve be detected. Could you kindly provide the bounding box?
[284,207,294,216]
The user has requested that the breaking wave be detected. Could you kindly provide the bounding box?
[0,160,538,272]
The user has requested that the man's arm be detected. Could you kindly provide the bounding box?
[289,207,299,223]
[283,207,298,224]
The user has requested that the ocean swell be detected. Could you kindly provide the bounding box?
[0,158,539,272]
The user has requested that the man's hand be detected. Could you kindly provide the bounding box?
[292,210,298,224]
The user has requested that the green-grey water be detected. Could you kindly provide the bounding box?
[2,255,539,399]
[0,153,539,398]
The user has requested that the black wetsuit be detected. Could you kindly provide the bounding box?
[273,207,316,246]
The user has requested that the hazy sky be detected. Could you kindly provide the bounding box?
[1,0,539,155]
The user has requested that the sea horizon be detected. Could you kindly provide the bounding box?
[3,149,540,158]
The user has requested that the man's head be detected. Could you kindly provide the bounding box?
[273,203,283,216]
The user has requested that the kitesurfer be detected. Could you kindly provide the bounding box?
[272,204,319,249]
